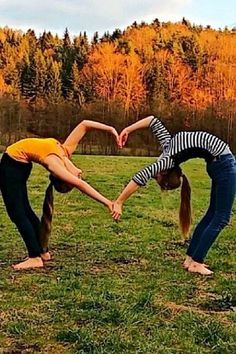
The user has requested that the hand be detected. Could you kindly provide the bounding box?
[107,200,114,213]
[112,201,123,221]
[77,168,82,178]
[110,127,120,147]
[119,128,129,148]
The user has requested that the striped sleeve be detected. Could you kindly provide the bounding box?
[132,156,175,186]
[149,118,171,149]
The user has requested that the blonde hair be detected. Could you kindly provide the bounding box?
[156,167,192,237]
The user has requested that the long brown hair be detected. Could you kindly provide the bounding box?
[39,182,54,252]
[156,167,192,237]
[39,176,73,252]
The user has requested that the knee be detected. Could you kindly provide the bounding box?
[217,214,230,229]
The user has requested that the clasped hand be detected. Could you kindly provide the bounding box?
[109,126,129,149]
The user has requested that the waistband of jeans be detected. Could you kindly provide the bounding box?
[1,152,32,168]
[212,153,234,162]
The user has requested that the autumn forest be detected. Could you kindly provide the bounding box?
[0,18,236,154]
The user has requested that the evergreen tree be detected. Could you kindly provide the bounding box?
[46,57,62,102]
[34,48,48,97]
[61,28,75,98]
[111,29,122,41]
[21,61,36,99]
[73,32,89,69]
[63,27,71,47]
[71,62,85,106]
[39,31,55,51]
[92,31,99,45]
[101,31,111,42]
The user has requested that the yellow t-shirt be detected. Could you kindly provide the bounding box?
[6,138,69,164]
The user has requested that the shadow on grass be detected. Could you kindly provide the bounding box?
[199,291,236,312]
[3,342,41,354]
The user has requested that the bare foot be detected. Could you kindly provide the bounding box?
[41,252,51,261]
[183,256,193,269]
[12,257,44,270]
[202,263,209,268]
[188,261,213,276]
[183,256,209,269]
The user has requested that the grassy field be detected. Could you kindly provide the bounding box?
[0,155,235,354]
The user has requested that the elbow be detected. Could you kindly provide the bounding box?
[80,120,90,131]
[132,177,145,187]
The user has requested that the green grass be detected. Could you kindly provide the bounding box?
[0,156,235,354]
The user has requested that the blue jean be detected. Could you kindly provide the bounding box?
[187,154,236,263]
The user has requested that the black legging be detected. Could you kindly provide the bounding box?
[0,153,42,257]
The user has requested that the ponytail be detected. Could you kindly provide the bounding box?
[179,174,191,238]
[39,182,54,252]
[39,176,73,253]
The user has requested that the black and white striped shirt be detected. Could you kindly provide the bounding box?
[133,117,229,186]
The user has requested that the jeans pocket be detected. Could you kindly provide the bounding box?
[224,158,236,171]
[208,159,236,180]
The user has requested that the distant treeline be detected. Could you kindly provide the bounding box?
[0,18,236,154]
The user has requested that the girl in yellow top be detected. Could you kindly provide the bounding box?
[0,120,118,270]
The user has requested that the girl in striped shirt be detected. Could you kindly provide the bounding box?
[113,116,236,276]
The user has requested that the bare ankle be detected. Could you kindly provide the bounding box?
[183,256,193,268]
[41,252,51,262]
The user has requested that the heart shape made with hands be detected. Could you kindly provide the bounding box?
[110,127,130,149]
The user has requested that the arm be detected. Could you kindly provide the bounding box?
[132,156,174,186]
[63,157,82,178]
[63,120,119,155]
[119,115,154,147]
[44,156,112,210]
[149,118,171,149]
[119,115,171,149]
[112,156,174,220]
[112,180,140,221]
[125,116,155,132]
